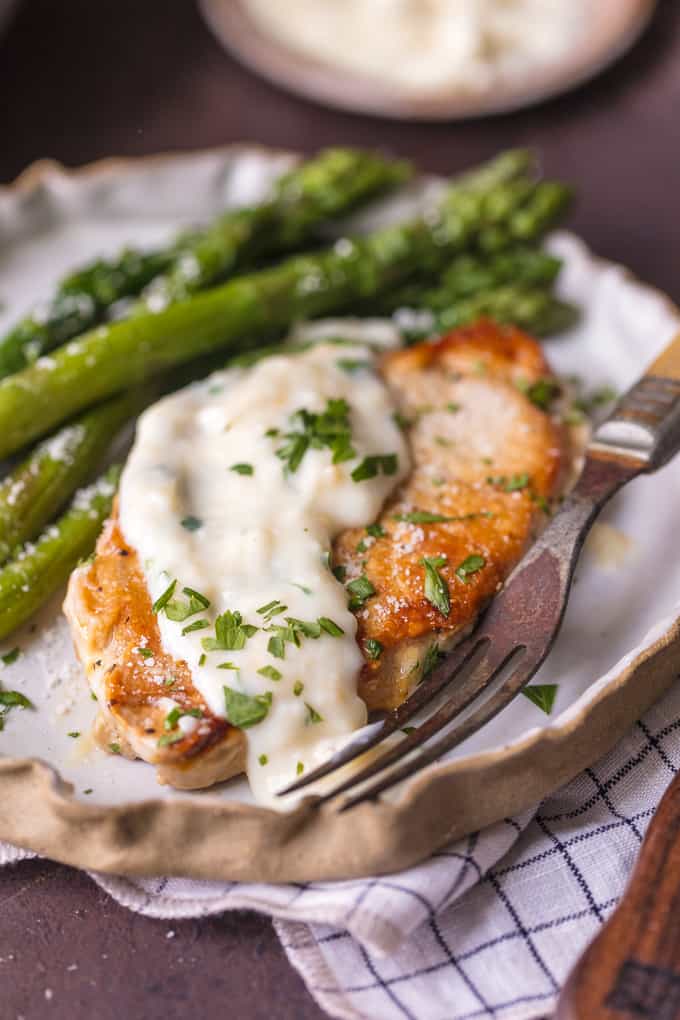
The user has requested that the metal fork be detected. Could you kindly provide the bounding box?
[280,333,680,811]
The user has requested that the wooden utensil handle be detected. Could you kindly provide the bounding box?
[648,331,680,382]
[557,771,680,1020]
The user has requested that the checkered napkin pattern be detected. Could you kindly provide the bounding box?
[3,677,680,1020]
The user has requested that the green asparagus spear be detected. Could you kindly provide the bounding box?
[140,147,413,309]
[0,165,571,459]
[371,245,563,314]
[0,467,120,641]
[0,249,174,379]
[394,285,579,342]
[0,149,411,379]
[0,392,142,564]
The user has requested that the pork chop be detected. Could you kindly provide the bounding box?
[64,319,567,790]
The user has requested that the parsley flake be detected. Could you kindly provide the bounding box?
[421,556,450,616]
[305,702,323,724]
[230,463,254,475]
[455,554,486,582]
[275,398,356,474]
[202,611,258,652]
[522,684,558,715]
[223,687,272,728]
[336,358,372,374]
[351,453,398,483]
[293,681,304,697]
[364,638,383,660]
[180,515,203,532]
[258,665,282,682]
[347,575,376,610]
[1,647,20,666]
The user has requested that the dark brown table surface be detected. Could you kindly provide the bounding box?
[0,2,679,1018]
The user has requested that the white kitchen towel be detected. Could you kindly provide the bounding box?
[3,676,679,1020]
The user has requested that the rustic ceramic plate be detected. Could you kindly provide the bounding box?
[199,0,656,121]
[0,146,679,882]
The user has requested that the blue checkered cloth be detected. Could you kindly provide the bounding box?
[3,679,679,1020]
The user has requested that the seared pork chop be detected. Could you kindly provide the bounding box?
[64,320,566,790]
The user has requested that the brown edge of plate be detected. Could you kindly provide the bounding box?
[0,145,678,883]
[199,0,657,122]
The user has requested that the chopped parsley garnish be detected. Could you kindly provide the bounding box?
[0,686,33,730]
[258,754,268,766]
[455,554,486,582]
[109,743,121,755]
[68,731,80,739]
[230,463,254,475]
[487,473,530,493]
[137,646,153,659]
[198,654,207,667]
[351,453,398,483]
[164,706,202,731]
[258,665,282,682]
[275,398,356,474]
[394,511,457,524]
[318,617,344,637]
[202,611,258,652]
[1,647,20,666]
[423,642,444,678]
[447,402,461,413]
[163,677,176,686]
[152,579,177,615]
[264,427,279,438]
[305,702,323,725]
[434,436,452,448]
[336,358,372,374]
[180,515,203,532]
[267,633,286,659]
[518,377,560,409]
[217,662,239,670]
[366,523,386,538]
[347,575,376,610]
[223,687,272,728]
[257,599,287,621]
[421,556,450,616]
[181,619,209,636]
[364,638,383,660]
[157,732,184,747]
[332,564,347,583]
[293,681,304,697]
[531,492,551,515]
[522,684,558,715]
[393,411,411,431]
[290,582,312,595]
[265,615,342,658]
[296,761,304,776]
[163,585,211,623]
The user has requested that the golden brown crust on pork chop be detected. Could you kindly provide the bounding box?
[64,514,245,789]
[64,320,567,787]
[334,320,567,711]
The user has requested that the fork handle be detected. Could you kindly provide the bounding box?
[590,332,680,472]
[648,331,680,381]
[556,770,680,1020]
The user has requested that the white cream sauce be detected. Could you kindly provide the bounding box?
[119,343,410,807]
[243,0,588,94]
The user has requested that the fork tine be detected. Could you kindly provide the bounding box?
[339,651,543,811]
[310,640,522,806]
[277,632,487,796]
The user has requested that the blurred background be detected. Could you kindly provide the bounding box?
[0,0,678,302]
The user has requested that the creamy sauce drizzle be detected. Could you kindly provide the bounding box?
[119,343,409,806]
